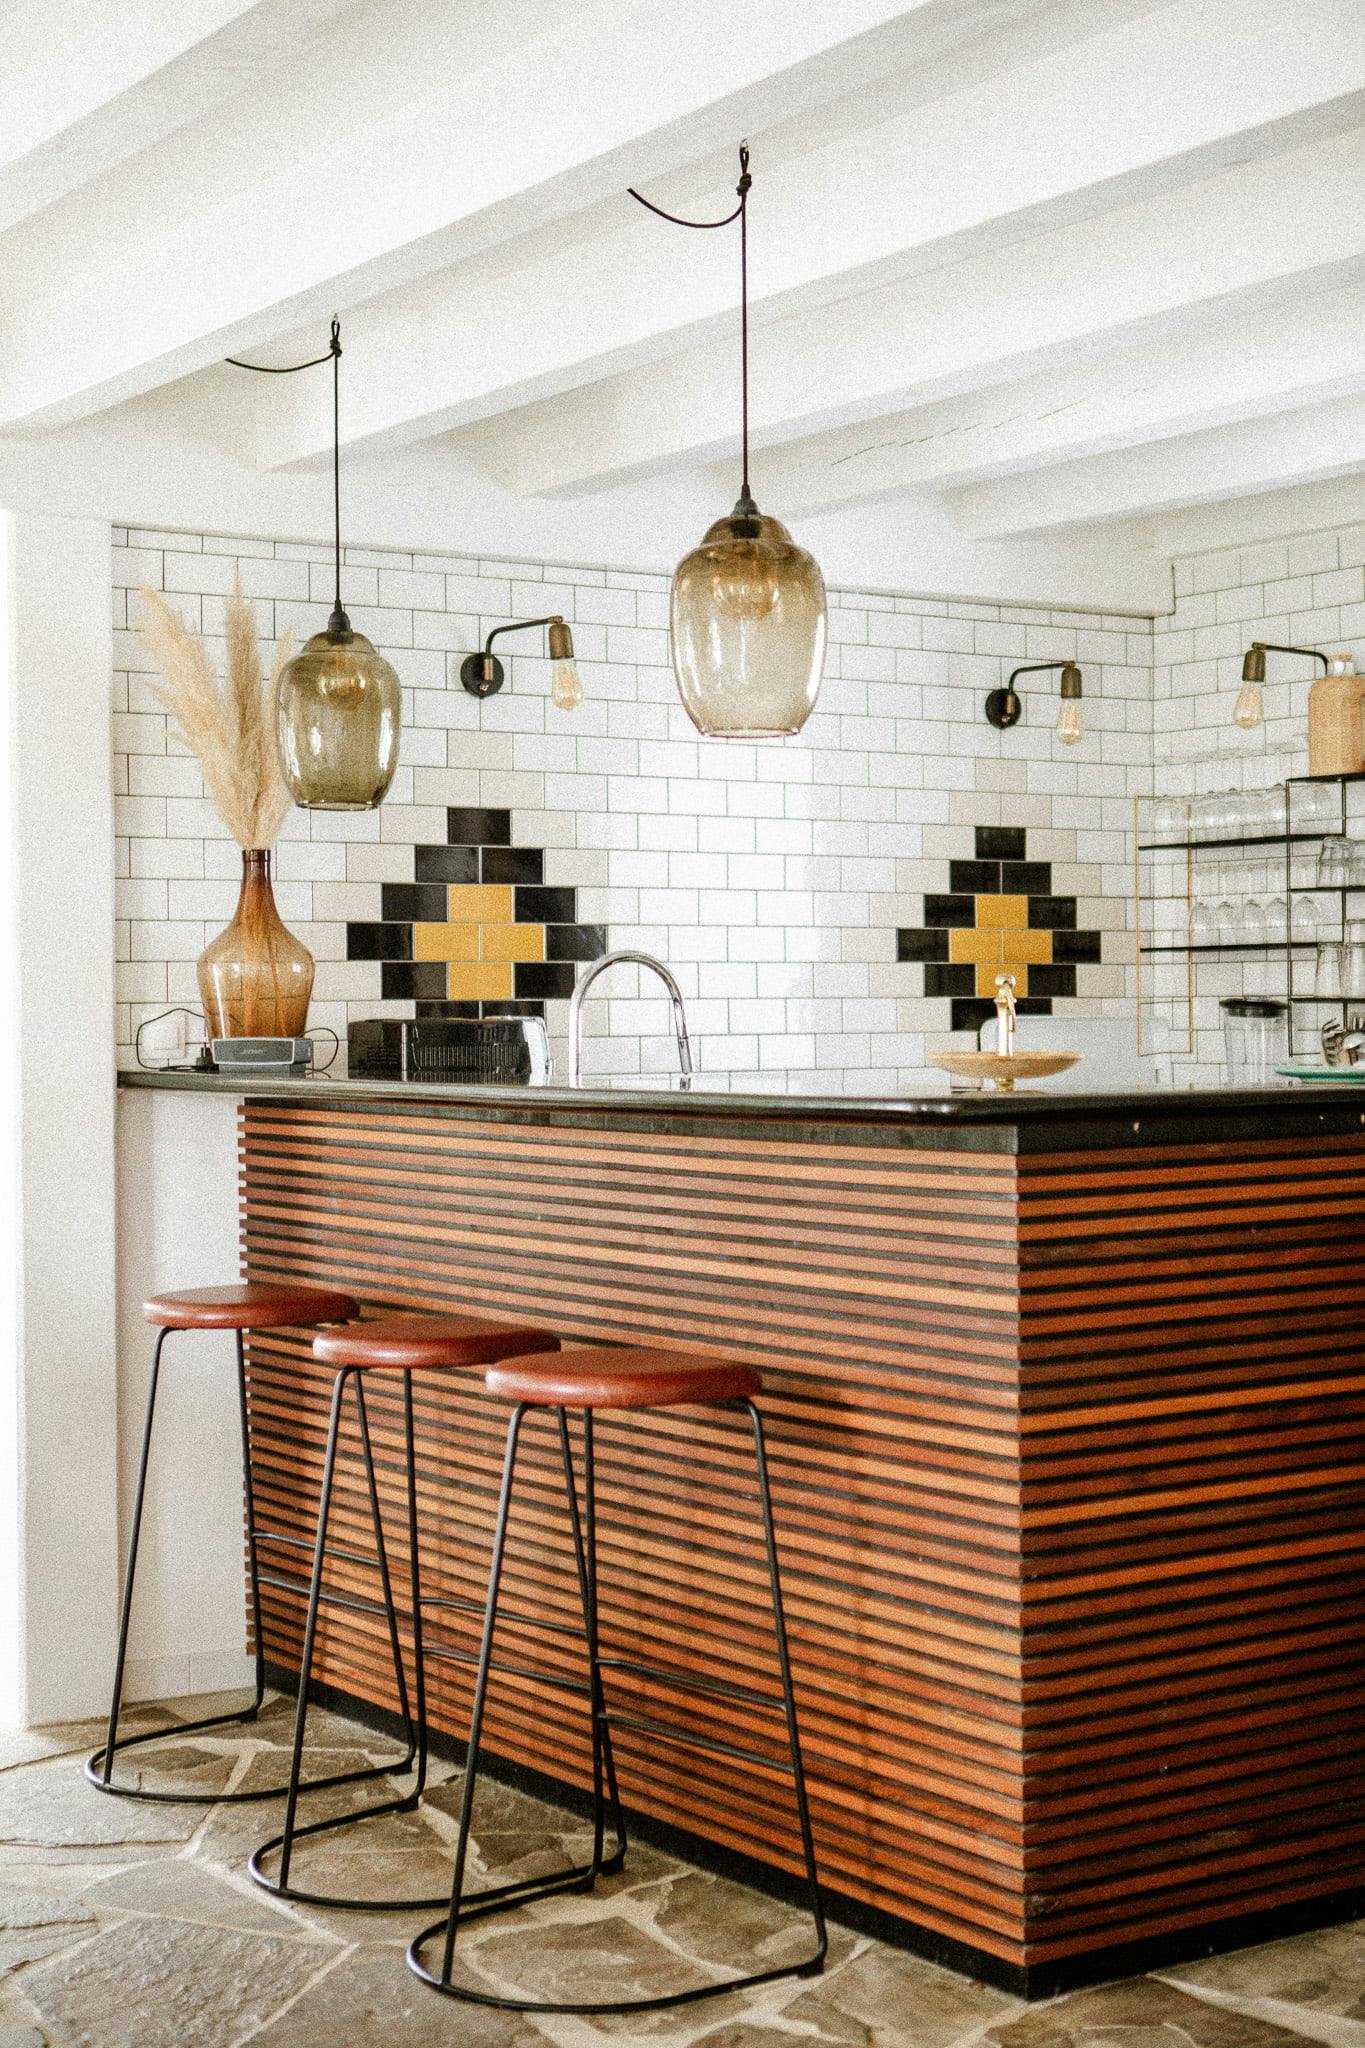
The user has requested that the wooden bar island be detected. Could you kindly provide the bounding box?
[122,1071,1365,1994]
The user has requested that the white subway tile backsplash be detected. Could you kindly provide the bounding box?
[114,525,1142,1078]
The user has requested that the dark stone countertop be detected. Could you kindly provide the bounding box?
[117,1065,1365,1154]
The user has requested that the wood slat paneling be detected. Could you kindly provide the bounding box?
[237,1100,1365,1981]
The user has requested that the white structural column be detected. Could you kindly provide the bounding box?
[0,513,118,1725]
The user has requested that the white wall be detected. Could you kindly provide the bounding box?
[0,512,118,1725]
[116,1088,249,1702]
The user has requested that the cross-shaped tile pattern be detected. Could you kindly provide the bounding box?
[897,825,1102,1035]
[346,806,606,1016]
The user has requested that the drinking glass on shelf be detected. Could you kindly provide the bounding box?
[1263,875,1288,944]
[1190,884,1216,946]
[1345,923,1365,1001]
[1151,795,1187,844]
[1318,835,1351,889]
[1215,866,1241,942]
[1347,840,1365,890]
[1293,780,1340,834]
[1316,941,1345,1000]
[1239,875,1267,946]
[1290,892,1324,944]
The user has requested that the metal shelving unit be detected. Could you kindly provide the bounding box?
[1135,771,1365,1059]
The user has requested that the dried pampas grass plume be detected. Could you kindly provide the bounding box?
[139,584,294,849]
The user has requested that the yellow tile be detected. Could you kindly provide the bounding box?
[1002,928,1053,967]
[977,962,1028,998]
[482,922,545,963]
[447,883,513,924]
[447,962,514,1002]
[975,893,1027,930]
[413,922,480,962]
[949,927,1004,966]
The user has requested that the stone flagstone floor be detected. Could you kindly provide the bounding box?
[0,1694,1362,2047]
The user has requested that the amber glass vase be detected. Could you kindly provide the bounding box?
[197,849,314,1040]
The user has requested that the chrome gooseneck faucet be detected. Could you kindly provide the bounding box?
[568,951,694,1088]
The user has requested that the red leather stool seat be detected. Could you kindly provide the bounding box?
[143,1282,360,1331]
[314,1314,560,1374]
[487,1344,761,1411]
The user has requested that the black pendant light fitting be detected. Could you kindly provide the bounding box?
[227,319,401,810]
[628,144,827,737]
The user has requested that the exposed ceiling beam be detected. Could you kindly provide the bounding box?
[0,0,354,236]
[473,111,1365,501]
[946,392,1365,537]
[253,0,1162,470]
[754,263,1365,516]
[0,0,928,433]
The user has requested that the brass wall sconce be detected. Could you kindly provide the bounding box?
[1234,641,1327,729]
[985,661,1084,745]
[460,615,582,710]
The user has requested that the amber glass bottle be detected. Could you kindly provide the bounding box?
[197,849,314,1039]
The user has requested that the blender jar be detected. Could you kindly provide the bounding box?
[1219,997,1288,1084]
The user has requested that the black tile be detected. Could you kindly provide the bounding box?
[481,846,543,885]
[1002,861,1052,895]
[925,963,975,999]
[1052,928,1103,964]
[515,884,577,923]
[414,1000,480,1018]
[381,961,448,1002]
[975,826,1027,862]
[1028,894,1077,931]
[447,806,511,846]
[949,859,999,894]
[923,893,975,928]
[515,961,577,1001]
[381,883,449,922]
[480,999,545,1019]
[950,997,995,1035]
[897,927,949,963]
[545,923,607,962]
[347,922,411,961]
[1029,964,1077,1000]
[1017,997,1053,1016]
[415,844,479,884]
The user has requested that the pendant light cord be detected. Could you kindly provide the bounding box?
[227,318,348,630]
[629,142,753,507]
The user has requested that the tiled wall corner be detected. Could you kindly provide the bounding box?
[1156,524,1365,1080]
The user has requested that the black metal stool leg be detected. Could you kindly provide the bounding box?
[557,1408,626,1880]
[235,1329,268,1716]
[250,1367,436,1905]
[88,1327,290,1802]
[88,1326,167,1791]
[745,1398,828,1977]
[408,1396,827,2017]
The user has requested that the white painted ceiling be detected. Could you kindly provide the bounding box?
[0,0,1360,609]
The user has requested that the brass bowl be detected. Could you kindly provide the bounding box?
[931,1051,1081,1093]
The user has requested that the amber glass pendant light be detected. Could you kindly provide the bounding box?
[630,145,826,736]
[229,320,401,809]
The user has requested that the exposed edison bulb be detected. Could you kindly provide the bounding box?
[551,659,583,711]
[1233,681,1265,729]
[1055,698,1084,745]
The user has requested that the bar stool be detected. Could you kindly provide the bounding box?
[407,1344,827,2018]
[88,1280,363,1804]
[249,1312,561,1911]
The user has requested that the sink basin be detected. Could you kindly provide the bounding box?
[931,1050,1081,1092]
